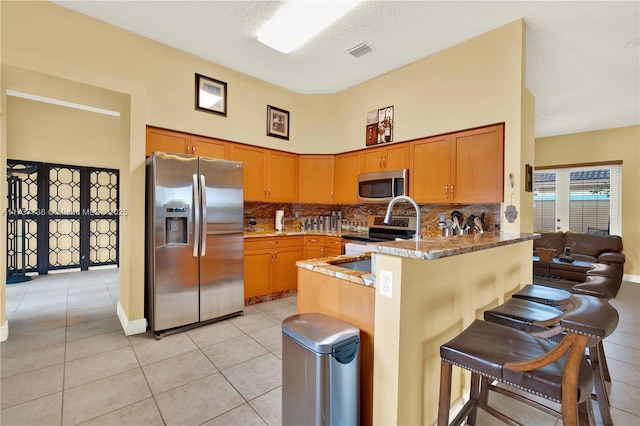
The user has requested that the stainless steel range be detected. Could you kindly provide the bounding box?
[341,215,416,253]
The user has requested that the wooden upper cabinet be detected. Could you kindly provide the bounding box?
[146,127,189,156]
[229,144,297,202]
[451,123,504,203]
[230,144,267,201]
[146,126,229,159]
[360,143,409,173]
[410,124,504,204]
[410,135,452,203]
[190,135,229,159]
[299,155,335,204]
[334,152,360,204]
[267,150,298,202]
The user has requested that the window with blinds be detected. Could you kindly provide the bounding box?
[533,164,622,236]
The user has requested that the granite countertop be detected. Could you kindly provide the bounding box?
[365,232,539,260]
[244,229,356,239]
[296,253,376,287]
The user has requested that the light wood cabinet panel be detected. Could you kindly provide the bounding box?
[230,144,267,201]
[360,143,409,173]
[244,236,302,298]
[298,268,375,426]
[299,155,335,203]
[190,135,229,159]
[267,150,298,202]
[451,124,504,203]
[230,145,297,202]
[244,250,273,298]
[410,135,452,203]
[273,246,303,292]
[302,235,325,259]
[324,236,342,257]
[146,127,189,156]
[410,124,504,203]
[334,152,360,204]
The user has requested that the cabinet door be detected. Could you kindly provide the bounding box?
[230,144,266,201]
[244,250,273,298]
[267,150,298,202]
[325,237,342,257]
[384,144,410,170]
[334,152,359,203]
[360,148,385,173]
[274,246,303,292]
[299,155,335,203]
[452,124,504,203]
[410,135,452,203]
[190,136,228,159]
[146,127,189,156]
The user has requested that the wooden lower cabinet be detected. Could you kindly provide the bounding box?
[302,235,342,259]
[325,236,342,257]
[244,236,302,298]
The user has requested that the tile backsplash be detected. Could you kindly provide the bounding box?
[244,202,500,237]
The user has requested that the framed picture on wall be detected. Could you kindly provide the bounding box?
[195,73,227,116]
[266,105,290,140]
[525,164,533,192]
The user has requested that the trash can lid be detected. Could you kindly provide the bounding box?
[282,313,360,354]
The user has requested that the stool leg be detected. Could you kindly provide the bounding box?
[438,360,453,426]
[589,345,613,426]
[598,341,612,383]
[467,372,481,425]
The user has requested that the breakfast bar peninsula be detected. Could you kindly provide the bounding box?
[296,231,538,426]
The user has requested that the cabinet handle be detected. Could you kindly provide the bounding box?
[321,248,325,256]
[192,145,196,154]
[264,188,268,197]
[451,184,454,198]
[379,157,383,168]
[268,188,271,198]
[331,191,334,201]
[268,241,279,245]
[309,239,320,243]
[383,156,387,168]
[445,185,449,198]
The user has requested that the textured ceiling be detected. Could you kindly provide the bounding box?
[53,1,640,138]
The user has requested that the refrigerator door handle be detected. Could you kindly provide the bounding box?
[192,173,200,257]
[200,174,207,257]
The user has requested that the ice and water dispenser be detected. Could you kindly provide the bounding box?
[164,204,189,244]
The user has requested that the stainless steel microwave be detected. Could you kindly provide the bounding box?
[357,169,408,203]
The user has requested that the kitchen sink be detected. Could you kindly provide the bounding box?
[329,258,372,272]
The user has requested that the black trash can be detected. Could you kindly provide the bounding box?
[282,313,360,426]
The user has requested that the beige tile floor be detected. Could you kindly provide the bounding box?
[1,268,639,425]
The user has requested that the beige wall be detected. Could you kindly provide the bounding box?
[535,125,640,279]
[1,1,532,335]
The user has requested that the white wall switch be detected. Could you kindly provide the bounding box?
[379,270,393,297]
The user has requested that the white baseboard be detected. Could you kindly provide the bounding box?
[116,302,147,336]
[623,273,640,284]
[1,320,8,342]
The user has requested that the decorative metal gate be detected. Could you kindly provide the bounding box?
[6,160,119,277]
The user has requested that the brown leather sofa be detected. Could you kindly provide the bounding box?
[533,232,625,282]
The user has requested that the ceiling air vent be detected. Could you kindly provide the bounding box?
[347,42,372,58]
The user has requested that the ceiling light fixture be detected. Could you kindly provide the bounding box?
[257,0,362,54]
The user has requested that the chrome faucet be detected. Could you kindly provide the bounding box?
[383,195,422,241]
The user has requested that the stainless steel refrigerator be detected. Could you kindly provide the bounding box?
[146,151,244,337]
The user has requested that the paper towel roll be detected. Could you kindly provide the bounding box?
[275,210,284,231]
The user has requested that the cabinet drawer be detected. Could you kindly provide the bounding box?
[245,236,302,251]
[325,237,341,248]
[303,235,325,246]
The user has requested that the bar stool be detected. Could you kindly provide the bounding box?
[438,295,619,426]
[485,274,620,425]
